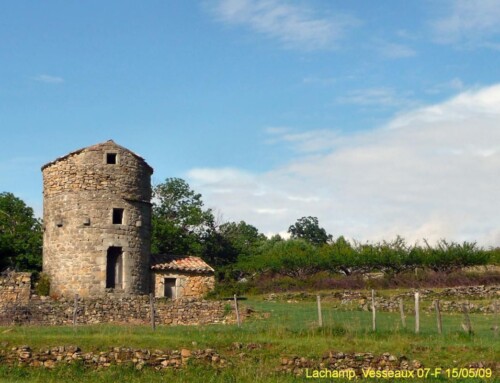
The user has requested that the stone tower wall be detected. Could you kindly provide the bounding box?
[42,141,153,297]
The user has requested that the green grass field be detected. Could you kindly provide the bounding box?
[1,297,499,382]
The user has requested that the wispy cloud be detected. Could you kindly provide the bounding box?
[302,75,337,86]
[426,78,464,95]
[336,88,415,108]
[265,126,340,154]
[188,84,500,246]
[431,0,500,47]
[207,0,359,50]
[374,40,417,59]
[34,74,64,84]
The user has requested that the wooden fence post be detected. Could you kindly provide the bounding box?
[317,295,323,327]
[234,294,241,327]
[149,293,156,331]
[399,298,406,329]
[415,292,420,334]
[435,299,442,334]
[371,289,376,332]
[494,300,499,338]
[73,294,78,327]
[462,302,472,335]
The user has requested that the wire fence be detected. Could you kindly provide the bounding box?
[0,288,498,339]
[272,291,500,337]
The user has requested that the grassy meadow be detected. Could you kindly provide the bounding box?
[0,294,499,382]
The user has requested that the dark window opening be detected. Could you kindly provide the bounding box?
[112,208,124,224]
[106,153,117,164]
[106,246,123,289]
[164,278,177,299]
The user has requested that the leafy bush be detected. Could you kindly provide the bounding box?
[239,239,322,277]
[205,280,250,299]
[237,269,500,293]
[35,272,50,296]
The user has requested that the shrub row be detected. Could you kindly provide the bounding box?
[236,237,496,277]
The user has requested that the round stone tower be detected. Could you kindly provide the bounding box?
[41,140,153,297]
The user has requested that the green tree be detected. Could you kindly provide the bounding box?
[152,178,214,255]
[204,221,266,267]
[288,216,332,246]
[0,192,42,271]
[240,239,320,278]
[319,236,355,275]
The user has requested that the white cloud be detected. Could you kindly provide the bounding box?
[34,74,64,84]
[207,0,359,50]
[431,0,500,46]
[188,84,500,246]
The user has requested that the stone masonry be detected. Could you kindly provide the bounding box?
[41,140,153,297]
[0,295,233,326]
[153,272,215,299]
[0,271,31,306]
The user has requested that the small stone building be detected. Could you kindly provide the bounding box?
[151,255,215,299]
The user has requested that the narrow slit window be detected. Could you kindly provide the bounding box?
[106,153,117,164]
[112,208,124,224]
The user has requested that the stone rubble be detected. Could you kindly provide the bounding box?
[0,345,226,370]
[277,351,422,376]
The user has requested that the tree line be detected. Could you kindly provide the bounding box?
[1,179,498,277]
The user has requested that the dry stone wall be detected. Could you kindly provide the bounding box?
[278,351,423,377]
[0,345,227,370]
[0,294,233,326]
[0,272,31,307]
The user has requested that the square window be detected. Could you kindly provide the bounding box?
[106,153,117,164]
[112,208,124,224]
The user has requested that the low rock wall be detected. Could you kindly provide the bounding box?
[0,271,31,305]
[279,351,422,377]
[0,345,226,370]
[266,285,500,313]
[0,272,234,326]
[0,295,233,326]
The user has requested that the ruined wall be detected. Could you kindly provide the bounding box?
[42,141,153,297]
[0,272,31,307]
[152,271,215,298]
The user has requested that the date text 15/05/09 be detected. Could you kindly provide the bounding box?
[304,368,493,380]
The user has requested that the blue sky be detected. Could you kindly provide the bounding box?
[1,0,500,245]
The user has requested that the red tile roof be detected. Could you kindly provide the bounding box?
[151,254,214,273]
